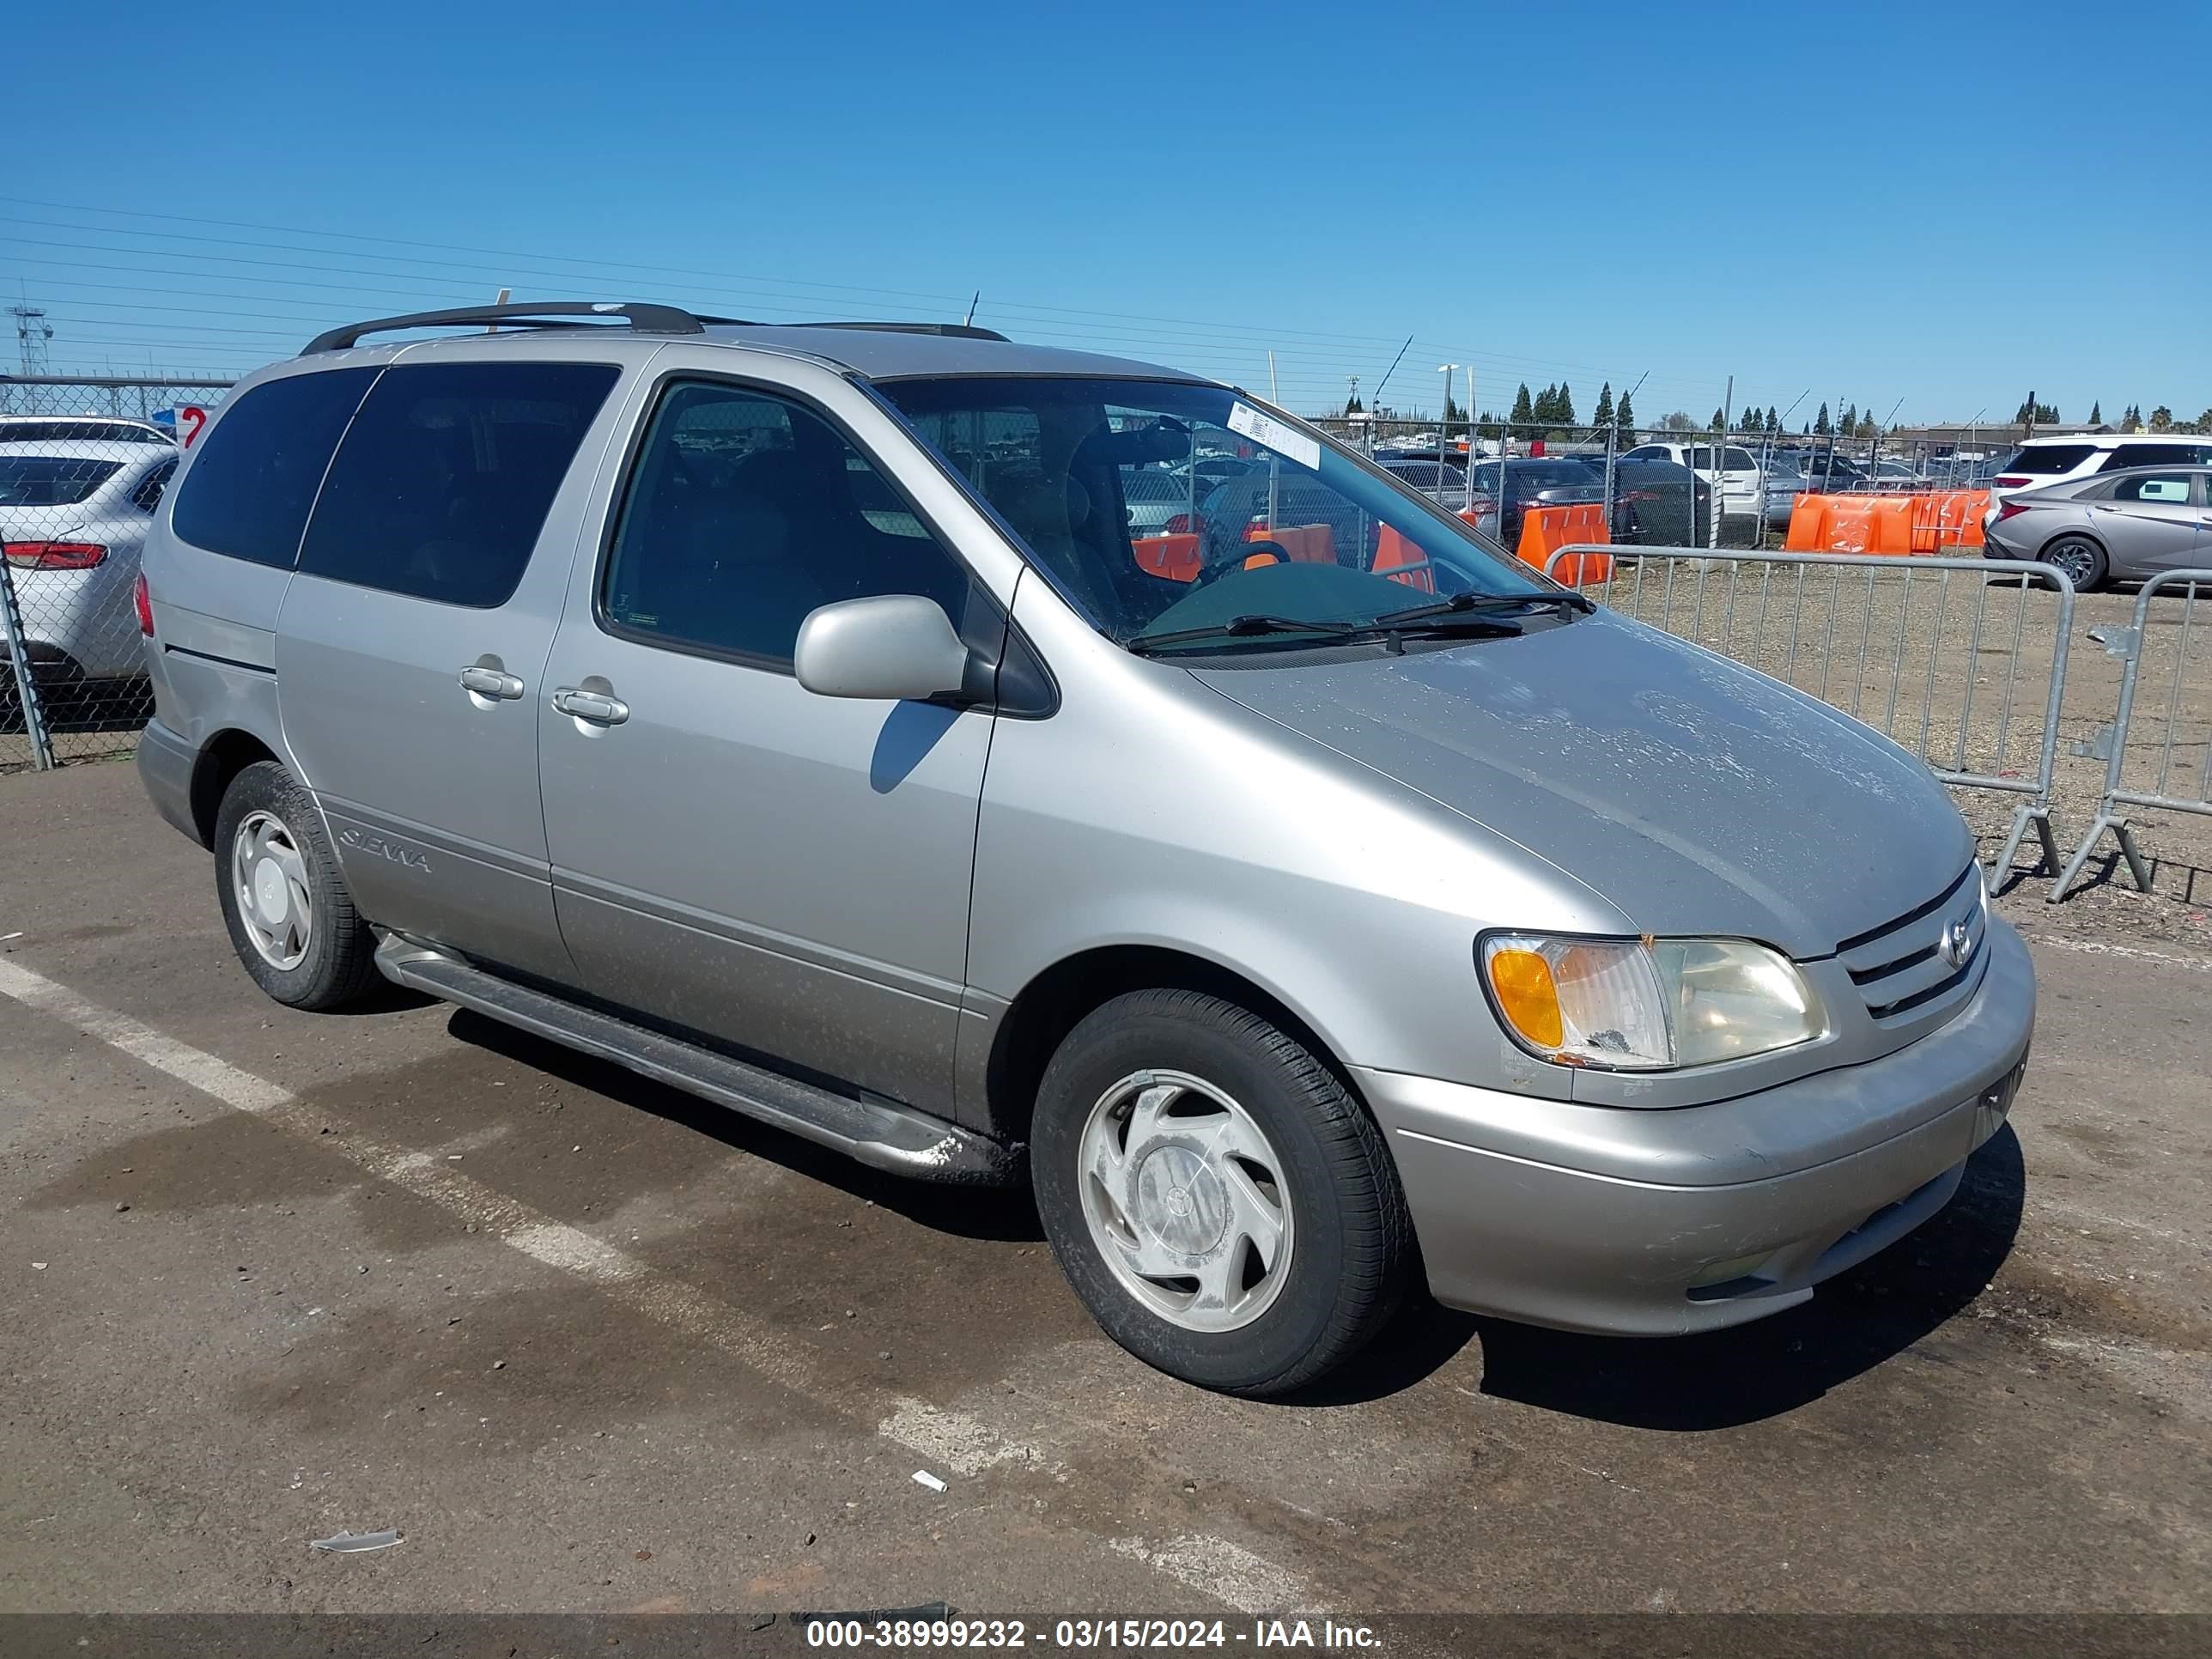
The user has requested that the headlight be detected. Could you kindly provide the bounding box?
[1480,933,1826,1070]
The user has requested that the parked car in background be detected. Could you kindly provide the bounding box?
[1761,451,1809,527]
[1987,434,2212,518]
[1464,457,1606,546]
[1379,457,1469,509]
[1795,451,1868,491]
[0,440,178,727]
[1608,457,1711,546]
[137,300,2033,1398]
[0,415,174,447]
[1984,465,2211,591]
[1622,441,1763,518]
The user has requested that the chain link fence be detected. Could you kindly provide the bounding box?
[1310,416,2024,553]
[0,376,233,769]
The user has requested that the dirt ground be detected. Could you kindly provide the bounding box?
[0,758,2207,1626]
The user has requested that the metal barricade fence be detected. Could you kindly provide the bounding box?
[0,376,234,770]
[2052,570,2212,900]
[1543,546,2076,885]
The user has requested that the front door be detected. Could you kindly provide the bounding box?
[536,374,994,1117]
[276,356,626,981]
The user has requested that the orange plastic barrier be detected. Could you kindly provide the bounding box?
[1245,522,1336,564]
[1784,493,1832,550]
[1373,525,1436,591]
[1132,532,1201,582]
[1787,489,1991,556]
[1515,502,1613,586]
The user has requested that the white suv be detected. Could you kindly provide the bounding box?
[1988,434,2212,515]
[1621,441,1764,520]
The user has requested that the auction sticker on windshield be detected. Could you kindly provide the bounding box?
[1226,401,1321,471]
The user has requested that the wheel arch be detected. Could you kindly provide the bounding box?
[983,943,1366,1149]
[189,728,283,847]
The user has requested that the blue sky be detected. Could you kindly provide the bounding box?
[8,0,2206,425]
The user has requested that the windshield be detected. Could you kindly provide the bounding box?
[878,377,1553,652]
[0,456,123,507]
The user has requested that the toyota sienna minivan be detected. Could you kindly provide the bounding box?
[135,301,2033,1395]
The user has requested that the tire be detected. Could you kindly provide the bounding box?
[2040,533,2108,593]
[212,760,380,1010]
[1032,988,1413,1397]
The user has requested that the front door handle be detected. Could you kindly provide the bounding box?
[551,685,630,726]
[458,664,526,700]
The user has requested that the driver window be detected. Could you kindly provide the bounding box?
[602,381,971,667]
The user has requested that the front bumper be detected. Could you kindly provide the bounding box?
[1356,919,2034,1335]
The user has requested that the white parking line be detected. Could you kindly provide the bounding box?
[0,955,1317,1613]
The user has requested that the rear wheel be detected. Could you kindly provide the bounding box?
[1031,989,1413,1397]
[213,761,379,1010]
[2040,533,2107,592]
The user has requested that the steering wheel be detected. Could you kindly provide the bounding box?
[1194,539,1291,587]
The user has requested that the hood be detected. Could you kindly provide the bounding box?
[1190,610,1974,958]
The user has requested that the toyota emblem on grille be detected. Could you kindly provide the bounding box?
[1940,915,1974,969]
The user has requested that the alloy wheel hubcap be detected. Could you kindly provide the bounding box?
[1076,1068,1294,1333]
[231,810,313,970]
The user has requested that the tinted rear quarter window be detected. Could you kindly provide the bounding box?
[2002,444,2094,476]
[298,362,618,608]
[2101,442,2212,471]
[171,368,378,567]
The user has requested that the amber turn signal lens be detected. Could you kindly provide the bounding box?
[1486,948,1563,1049]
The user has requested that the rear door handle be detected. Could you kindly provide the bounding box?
[551,686,630,726]
[458,665,526,700]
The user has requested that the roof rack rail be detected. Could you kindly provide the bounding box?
[782,321,1012,343]
[301,301,757,356]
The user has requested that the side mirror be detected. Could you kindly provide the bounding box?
[793,594,973,702]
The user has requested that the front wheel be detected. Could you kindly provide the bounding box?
[1032,989,1413,1396]
[213,760,380,1010]
[2040,533,2108,592]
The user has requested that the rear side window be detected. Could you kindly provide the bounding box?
[170,369,377,567]
[130,457,178,513]
[298,362,618,608]
[2109,472,2197,504]
[2102,442,2212,471]
[2000,444,2093,476]
[1723,447,1758,470]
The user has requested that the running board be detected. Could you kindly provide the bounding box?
[374,937,1021,1185]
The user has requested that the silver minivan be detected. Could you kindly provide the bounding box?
[136,302,2033,1396]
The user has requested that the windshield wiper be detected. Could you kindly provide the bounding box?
[1127,614,1366,653]
[1368,589,1592,629]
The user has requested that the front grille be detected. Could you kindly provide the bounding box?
[1835,864,1985,1021]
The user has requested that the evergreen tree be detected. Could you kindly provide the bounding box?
[1710,407,1726,431]
[1814,402,1832,435]
[1592,382,1614,433]
[1443,396,1465,423]
[1765,405,1779,434]
[1557,382,1576,428]
[2150,406,2173,431]
[1510,383,1534,437]
[2088,400,2100,425]
[1840,403,1857,436]
[1614,388,1635,436]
